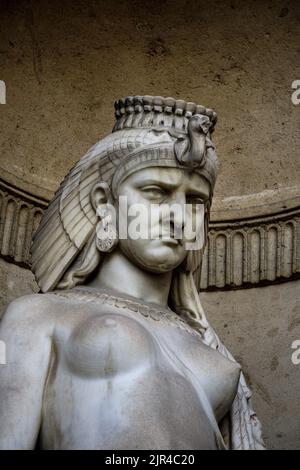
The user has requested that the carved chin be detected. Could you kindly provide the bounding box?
[132,245,186,273]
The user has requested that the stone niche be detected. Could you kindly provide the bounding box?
[0,0,300,450]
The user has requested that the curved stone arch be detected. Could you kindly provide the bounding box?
[32,207,44,231]
[214,231,228,288]
[246,226,265,284]
[14,203,31,263]
[204,229,230,289]
[229,229,247,287]
[280,220,297,278]
[0,196,18,258]
[265,224,280,281]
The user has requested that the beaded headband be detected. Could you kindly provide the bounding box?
[113,95,218,134]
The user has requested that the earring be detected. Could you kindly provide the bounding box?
[95,206,118,253]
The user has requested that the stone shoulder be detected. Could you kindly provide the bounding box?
[1,292,62,328]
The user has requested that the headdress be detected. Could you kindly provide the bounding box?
[31,95,218,292]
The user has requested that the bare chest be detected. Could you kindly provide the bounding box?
[47,298,240,423]
[42,303,228,449]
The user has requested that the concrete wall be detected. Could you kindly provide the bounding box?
[0,0,300,199]
[0,258,38,317]
[0,0,300,450]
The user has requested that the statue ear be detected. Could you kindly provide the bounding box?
[91,182,118,253]
[90,182,113,212]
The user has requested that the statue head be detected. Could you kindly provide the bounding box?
[112,166,211,274]
[31,95,218,329]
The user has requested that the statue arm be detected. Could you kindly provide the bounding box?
[0,295,53,449]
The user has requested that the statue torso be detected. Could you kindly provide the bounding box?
[39,288,240,450]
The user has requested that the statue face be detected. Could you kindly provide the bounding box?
[116,166,210,273]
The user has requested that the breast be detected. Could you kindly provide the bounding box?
[164,330,241,422]
[64,313,155,378]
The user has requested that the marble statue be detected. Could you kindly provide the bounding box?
[0,96,265,450]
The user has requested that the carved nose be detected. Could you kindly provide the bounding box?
[170,204,185,237]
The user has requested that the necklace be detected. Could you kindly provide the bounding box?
[51,286,201,337]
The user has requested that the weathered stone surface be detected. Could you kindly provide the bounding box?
[0,0,299,451]
[0,258,38,319]
[0,0,300,200]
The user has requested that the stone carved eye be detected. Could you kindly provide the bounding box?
[186,196,204,205]
[140,185,167,199]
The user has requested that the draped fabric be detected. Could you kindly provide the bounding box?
[172,271,265,450]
